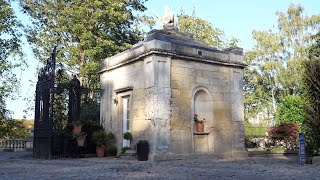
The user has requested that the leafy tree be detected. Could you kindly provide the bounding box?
[244,30,283,124]
[19,0,152,87]
[177,10,239,49]
[0,0,25,138]
[276,95,305,127]
[303,31,320,155]
[0,0,23,120]
[0,119,31,138]
[277,4,320,95]
[244,4,320,123]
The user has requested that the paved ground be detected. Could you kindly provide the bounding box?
[0,152,319,180]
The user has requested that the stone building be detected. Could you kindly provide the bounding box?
[99,29,247,160]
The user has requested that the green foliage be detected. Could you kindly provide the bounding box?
[72,120,83,126]
[82,120,103,133]
[123,131,132,140]
[80,96,100,122]
[276,95,305,127]
[92,130,115,147]
[121,146,130,153]
[92,130,108,147]
[106,144,117,156]
[0,120,31,139]
[177,10,239,49]
[244,124,268,139]
[244,30,283,121]
[107,132,115,141]
[20,0,151,87]
[73,132,87,140]
[81,120,103,153]
[244,4,320,122]
[269,146,287,152]
[52,69,71,130]
[193,114,205,124]
[0,0,23,122]
[302,31,320,155]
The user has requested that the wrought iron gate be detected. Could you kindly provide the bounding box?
[33,47,56,159]
[33,47,85,159]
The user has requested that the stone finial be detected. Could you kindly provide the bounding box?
[160,6,177,30]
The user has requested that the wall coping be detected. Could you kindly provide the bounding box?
[99,29,247,74]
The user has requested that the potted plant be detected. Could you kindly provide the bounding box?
[72,120,83,134]
[92,130,108,157]
[74,132,87,147]
[106,144,118,156]
[194,114,206,132]
[123,131,132,141]
[92,131,115,157]
[123,131,132,150]
[137,140,149,161]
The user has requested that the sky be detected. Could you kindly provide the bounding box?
[6,0,320,120]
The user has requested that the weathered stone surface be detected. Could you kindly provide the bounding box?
[171,130,192,154]
[194,135,209,153]
[196,77,210,84]
[99,28,246,160]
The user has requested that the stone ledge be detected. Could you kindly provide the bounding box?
[99,49,247,73]
[193,132,210,135]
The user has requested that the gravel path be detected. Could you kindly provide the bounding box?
[0,152,319,179]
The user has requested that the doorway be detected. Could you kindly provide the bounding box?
[122,96,130,147]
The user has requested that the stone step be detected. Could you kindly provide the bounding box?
[122,150,136,156]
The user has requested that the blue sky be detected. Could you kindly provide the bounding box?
[6,0,320,120]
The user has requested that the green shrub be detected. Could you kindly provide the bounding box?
[0,119,31,139]
[121,146,130,153]
[245,125,268,139]
[73,132,87,139]
[106,144,118,156]
[92,130,108,147]
[123,131,132,140]
[82,121,103,153]
[107,132,115,142]
[276,95,305,128]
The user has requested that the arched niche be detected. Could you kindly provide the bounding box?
[191,86,213,153]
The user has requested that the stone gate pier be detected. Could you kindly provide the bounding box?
[99,28,247,160]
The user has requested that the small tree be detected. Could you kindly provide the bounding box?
[268,122,299,150]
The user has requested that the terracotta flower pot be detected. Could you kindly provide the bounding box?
[196,123,204,132]
[73,125,82,134]
[77,137,86,147]
[96,146,105,157]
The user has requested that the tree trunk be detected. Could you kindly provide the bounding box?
[77,49,86,86]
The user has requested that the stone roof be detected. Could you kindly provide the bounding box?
[99,29,246,73]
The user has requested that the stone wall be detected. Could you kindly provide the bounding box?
[170,58,245,157]
[100,60,153,154]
